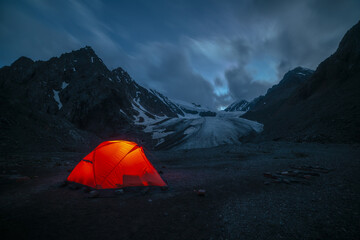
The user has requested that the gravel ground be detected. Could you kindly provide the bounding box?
[0,141,359,240]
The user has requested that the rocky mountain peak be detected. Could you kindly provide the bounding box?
[226,66,314,113]
[0,46,193,142]
[54,45,108,75]
[265,66,313,96]
[10,56,34,69]
[112,67,133,83]
[277,67,313,86]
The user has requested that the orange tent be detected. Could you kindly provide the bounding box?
[67,140,166,189]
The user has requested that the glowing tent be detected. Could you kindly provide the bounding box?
[67,140,167,189]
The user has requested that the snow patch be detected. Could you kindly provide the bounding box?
[131,102,153,124]
[91,57,94,63]
[61,81,69,89]
[73,67,76,72]
[53,90,62,109]
[156,138,165,146]
[119,109,127,116]
[152,131,174,139]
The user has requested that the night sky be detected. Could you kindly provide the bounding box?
[1,0,359,109]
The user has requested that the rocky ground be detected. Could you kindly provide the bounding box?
[0,141,359,240]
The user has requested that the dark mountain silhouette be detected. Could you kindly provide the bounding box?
[0,47,189,152]
[244,21,360,142]
[241,67,314,114]
[226,67,314,113]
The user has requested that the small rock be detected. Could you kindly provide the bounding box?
[58,180,68,188]
[303,175,312,179]
[15,176,31,182]
[148,199,152,202]
[263,172,278,179]
[69,184,80,190]
[264,181,270,185]
[89,190,99,198]
[161,185,169,191]
[163,212,168,216]
[82,187,91,193]
[141,187,150,195]
[283,179,291,184]
[115,189,124,195]
[158,170,163,174]
[197,189,206,196]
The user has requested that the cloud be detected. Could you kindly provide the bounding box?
[225,65,271,101]
[126,42,218,108]
[1,0,359,109]
[234,0,360,77]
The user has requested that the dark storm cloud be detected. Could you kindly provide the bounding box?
[0,0,359,109]
[238,0,360,79]
[225,66,271,101]
[132,42,217,107]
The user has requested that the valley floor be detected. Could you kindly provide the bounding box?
[0,142,359,240]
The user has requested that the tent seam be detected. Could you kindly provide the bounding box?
[98,145,140,187]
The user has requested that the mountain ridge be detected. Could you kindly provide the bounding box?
[0,46,220,152]
[243,20,360,142]
[225,67,314,113]
[0,46,186,151]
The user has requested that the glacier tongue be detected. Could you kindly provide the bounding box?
[136,110,263,150]
[175,115,262,150]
